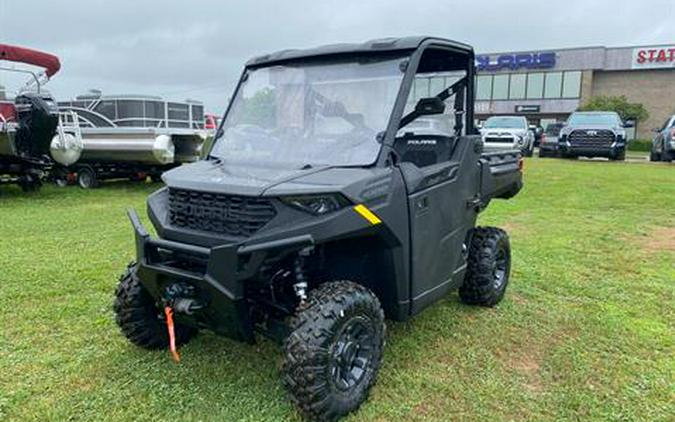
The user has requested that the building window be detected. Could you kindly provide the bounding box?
[509,74,527,99]
[492,74,509,100]
[562,71,582,98]
[476,75,492,100]
[526,73,544,99]
[544,72,563,99]
[429,77,445,96]
[414,78,430,101]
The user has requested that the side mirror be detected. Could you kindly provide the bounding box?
[623,121,635,128]
[414,97,446,116]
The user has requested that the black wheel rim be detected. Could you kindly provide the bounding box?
[329,316,375,392]
[494,246,508,289]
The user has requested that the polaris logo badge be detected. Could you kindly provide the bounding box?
[476,52,556,72]
[587,130,598,136]
[407,139,437,145]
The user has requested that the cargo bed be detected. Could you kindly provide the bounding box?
[479,149,523,206]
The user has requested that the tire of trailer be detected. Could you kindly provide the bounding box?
[113,262,197,350]
[77,166,98,189]
[282,281,385,422]
[19,175,41,192]
[460,227,511,307]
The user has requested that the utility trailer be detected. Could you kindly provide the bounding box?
[112,36,523,421]
[54,94,206,188]
[0,44,82,191]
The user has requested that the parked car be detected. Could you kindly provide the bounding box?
[112,36,524,422]
[539,123,564,158]
[558,111,630,161]
[650,115,675,162]
[529,124,544,147]
[481,115,535,156]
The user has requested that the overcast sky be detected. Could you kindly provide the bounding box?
[1,0,673,112]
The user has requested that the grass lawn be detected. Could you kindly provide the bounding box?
[1,158,673,422]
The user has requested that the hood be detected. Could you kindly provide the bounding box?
[561,124,623,135]
[163,159,385,198]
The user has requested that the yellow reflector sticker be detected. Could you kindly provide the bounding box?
[354,204,382,225]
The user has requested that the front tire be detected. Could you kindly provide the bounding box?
[113,263,197,349]
[650,147,661,161]
[460,227,511,307]
[611,150,626,161]
[282,281,385,422]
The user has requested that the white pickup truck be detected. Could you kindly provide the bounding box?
[480,115,535,156]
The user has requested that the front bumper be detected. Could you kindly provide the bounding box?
[128,209,314,342]
[539,143,559,152]
[560,140,625,157]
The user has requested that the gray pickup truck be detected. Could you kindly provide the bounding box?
[559,111,631,160]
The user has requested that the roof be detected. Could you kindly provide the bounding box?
[246,36,473,67]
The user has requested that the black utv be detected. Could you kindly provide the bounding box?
[114,37,523,421]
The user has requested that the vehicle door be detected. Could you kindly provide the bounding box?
[392,48,481,313]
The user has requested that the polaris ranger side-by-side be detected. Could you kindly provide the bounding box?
[114,37,523,421]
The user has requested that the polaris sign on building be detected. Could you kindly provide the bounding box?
[476,52,556,72]
[471,44,675,138]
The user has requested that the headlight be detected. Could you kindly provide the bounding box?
[517,135,525,144]
[281,194,351,215]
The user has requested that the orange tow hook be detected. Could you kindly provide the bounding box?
[164,306,180,363]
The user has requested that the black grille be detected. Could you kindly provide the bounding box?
[485,136,513,143]
[568,130,615,147]
[168,188,276,237]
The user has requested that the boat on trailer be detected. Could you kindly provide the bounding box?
[0,44,83,191]
[55,92,207,188]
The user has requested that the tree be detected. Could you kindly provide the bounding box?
[578,95,649,123]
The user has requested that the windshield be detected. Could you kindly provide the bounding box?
[210,55,407,167]
[545,123,563,136]
[483,116,526,129]
[567,113,621,127]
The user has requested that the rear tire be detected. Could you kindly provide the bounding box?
[113,263,197,349]
[282,281,385,422]
[460,227,511,307]
[77,166,98,189]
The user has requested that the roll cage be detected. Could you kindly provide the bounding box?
[213,37,475,167]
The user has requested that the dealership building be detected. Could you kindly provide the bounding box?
[473,44,675,139]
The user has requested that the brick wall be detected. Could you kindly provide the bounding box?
[591,70,675,139]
